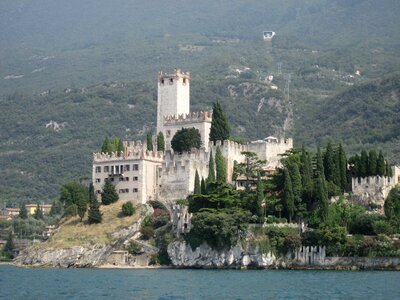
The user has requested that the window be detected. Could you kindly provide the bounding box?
[161,79,164,84]
[104,166,109,172]
[95,166,101,173]
[132,164,139,171]
[119,189,129,194]
[116,165,120,174]
[166,130,171,138]
[110,178,114,182]
[133,188,138,193]
[95,178,101,183]
[169,78,173,84]
[119,177,129,182]
[133,176,138,181]
[95,190,101,195]
[124,164,130,171]
[183,78,187,85]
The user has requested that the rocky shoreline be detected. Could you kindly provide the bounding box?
[11,240,400,271]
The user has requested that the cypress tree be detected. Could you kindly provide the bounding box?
[215,146,227,183]
[360,150,368,177]
[300,146,313,206]
[77,191,88,222]
[316,147,325,177]
[377,151,386,176]
[337,143,348,191]
[209,102,231,143]
[315,174,329,222]
[146,133,153,151]
[256,175,264,217]
[34,203,43,220]
[19,202,28,219]
[101,137,111,153]
[283,168,295,223]
[368,150,377,176]
[201,177,206,194]
[88,183,102,224]
[386,162,393,177]
[157,132,165,152]
[323,142,338,184]
[207,150,216,182]
[4,232,15,259]
[101,180,119,205]
[117,138,124,156]
[194,170,201,194]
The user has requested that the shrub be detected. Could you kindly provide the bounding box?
[373,220,392,235]
[121,202,135,216]
[284,233,302,253]
[140,227,154,240]
[349,213,385,235]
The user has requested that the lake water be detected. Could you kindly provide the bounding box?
[1,266,399,299]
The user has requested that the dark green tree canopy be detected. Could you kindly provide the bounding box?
[101,179,119,205]
[146,133,153,151]
[88,183,102,224]
[209,102,231,143]
[171,127,201,153]
[157,132,165,152]
[215,146,227,184]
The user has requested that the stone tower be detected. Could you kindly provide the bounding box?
[156,69,190,135]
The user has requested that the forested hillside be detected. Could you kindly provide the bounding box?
[0,0,399,204]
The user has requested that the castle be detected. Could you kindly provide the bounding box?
[92,69,293,205]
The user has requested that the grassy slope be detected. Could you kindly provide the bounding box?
[38,201,141,248]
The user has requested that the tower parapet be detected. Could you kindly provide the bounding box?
[164,111,212,125]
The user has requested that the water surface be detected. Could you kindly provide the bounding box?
[1,266,399,299]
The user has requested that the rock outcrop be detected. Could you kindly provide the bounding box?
[15,244,110,268]
[167,241,276,268]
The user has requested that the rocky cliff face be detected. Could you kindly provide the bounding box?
[167,241,276,268]
[15,244,110,268]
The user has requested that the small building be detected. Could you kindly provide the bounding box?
[5,208,20,217]
[107,250,129,265]
[25,204,52,215]
[0,215,12,221]
[263,31,276,41]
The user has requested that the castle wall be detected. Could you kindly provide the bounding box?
[158,148,209,204]
[163,111,212,151]
[92,148,163,205]
[351,166,400,209]
[209,140,247,182]
[157,69,190,135]
[248,137,293,169]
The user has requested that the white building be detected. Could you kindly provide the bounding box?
[93,70,293,205]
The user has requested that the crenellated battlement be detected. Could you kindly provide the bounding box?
[93,149,164,163]
[251,136,293,147]
[158,69,190,83]
[163,110,212,125]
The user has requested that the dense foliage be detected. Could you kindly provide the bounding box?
[171,128,202,153]
[101,180,119,205]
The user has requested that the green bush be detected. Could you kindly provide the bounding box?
[121,202,135,216]
[373,220,393,235]
[140,227,154,240]
[349,213,385,235]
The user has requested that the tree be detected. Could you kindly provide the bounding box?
[283,169,295,223]
[315,147,325,177]
[337,143,348,191]
[117,138,124,155]
[157,132,165,152]
[49,199,63,216]
[77,190,88,222]
[19,202,28,219]
[4,232,15,259]
[315,175,329,222]
[34,203,43,220]
[194,170,201,194]
[209,102,231,143]
[323,142,338,185]
[101,137,111,153]
[215,146,227,183]
[60,182,89,210]
[146,133,153,151]
[201,177,206,194]
[88,183,102,224]
[171,127,201,153]
[377,151,386,176]
[384,186,400,220]
[360,150,368,177]
[207,150,216,183]
[121,202,135,216]
[101,180,119,205]
[235,151,265,190]
[368,150,377,176]
[300,146,313,207]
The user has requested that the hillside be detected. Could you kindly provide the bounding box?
[295,73,400,161]
[0,0,399,204]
